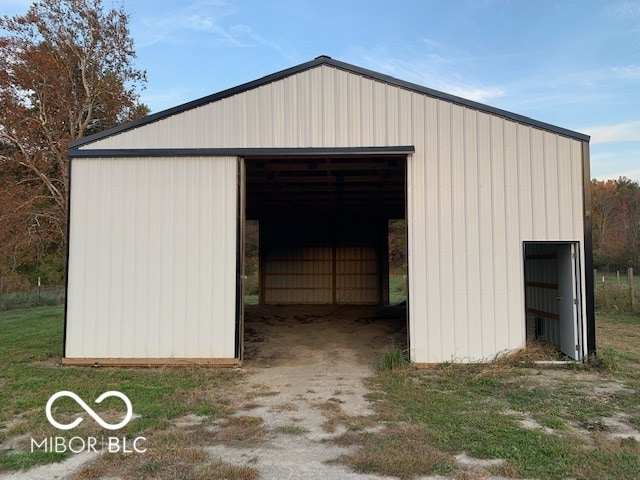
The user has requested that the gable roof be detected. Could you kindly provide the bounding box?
[70,55,589,150]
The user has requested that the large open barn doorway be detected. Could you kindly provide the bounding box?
[241,155,407,364]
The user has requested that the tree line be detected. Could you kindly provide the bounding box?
[0,1,637,291]
[592,177,640,271]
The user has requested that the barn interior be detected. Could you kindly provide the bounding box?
[245,156,407,306]
[242,155,408,362]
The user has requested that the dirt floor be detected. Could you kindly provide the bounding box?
[243,304,407,367]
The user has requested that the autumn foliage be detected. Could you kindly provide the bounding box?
[0,0,147,289]
[0,2,637,292]
[592,177,640,270]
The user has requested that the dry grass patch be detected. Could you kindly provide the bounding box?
[244,384,280,400]
[74,446,212,480]
[498,339,565,364]
[334,422,454,479]
[210,416,268,447]
[270,402,298,412]
[206,461,260,480]
[274,424,309,435]
[316,398,375,434]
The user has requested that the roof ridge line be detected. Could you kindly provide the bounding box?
[69,56,589,150]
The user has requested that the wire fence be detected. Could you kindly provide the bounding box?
[0,279,65,311]
[0,270,636,314]
[594,268,638,314]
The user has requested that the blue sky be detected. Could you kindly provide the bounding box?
[3,0,640,181]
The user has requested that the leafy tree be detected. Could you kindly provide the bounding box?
[388,219,407,273]
[0,0,148,284]
[592,176,640,270]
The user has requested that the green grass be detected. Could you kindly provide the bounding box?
[0,306,240,473]
[355,362,640,479]
[376,347,409,371]
[336,311,640,479]
[4,303,640,479]
[244,294,259,305]
[389,274,407,305]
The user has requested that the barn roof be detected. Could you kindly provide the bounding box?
[70,55,590,150]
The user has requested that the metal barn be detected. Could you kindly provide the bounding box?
[64,56,595,365]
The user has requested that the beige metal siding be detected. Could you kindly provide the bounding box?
[77,64,586,363]
[405,110,585,363]
[66,156,238,359]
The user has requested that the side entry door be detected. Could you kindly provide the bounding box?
[557,243,582,360]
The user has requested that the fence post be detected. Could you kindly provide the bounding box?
[629,268,635,311]
[37,277,41,301]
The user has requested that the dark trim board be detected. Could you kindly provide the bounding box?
[582,142,596,355]
[69,56,589,151]
[62,157,73,358]
[69,146,416,158]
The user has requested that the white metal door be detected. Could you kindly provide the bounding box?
[558,244,582,360]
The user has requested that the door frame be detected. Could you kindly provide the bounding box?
[523,241,585,361]
[236,147,412,364]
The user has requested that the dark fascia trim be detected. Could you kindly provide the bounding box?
[582,142,596,356]
[69,56,590,150]
[68,146,416,158]
[62,156,73,359]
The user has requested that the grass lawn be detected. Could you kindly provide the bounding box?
[336,312,640,479]
[2,305,639,479]
[0,306,246,478]
[389,274,407,305]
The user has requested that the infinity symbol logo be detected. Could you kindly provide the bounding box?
[45,391,133,431]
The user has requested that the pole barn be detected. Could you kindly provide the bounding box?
[64,56,595,366]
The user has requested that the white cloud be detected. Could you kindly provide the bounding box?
[352,47,507,104]
[611,1,640,18]
[136,0,241,47]
[134,2,284,51]
[586,121,640,144]
[612,64,640,79]
[439,85,506,103]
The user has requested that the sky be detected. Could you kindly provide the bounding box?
[2,0,640,181]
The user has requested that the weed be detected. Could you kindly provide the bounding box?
[588,346,620,371]
[376,347,408,371]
